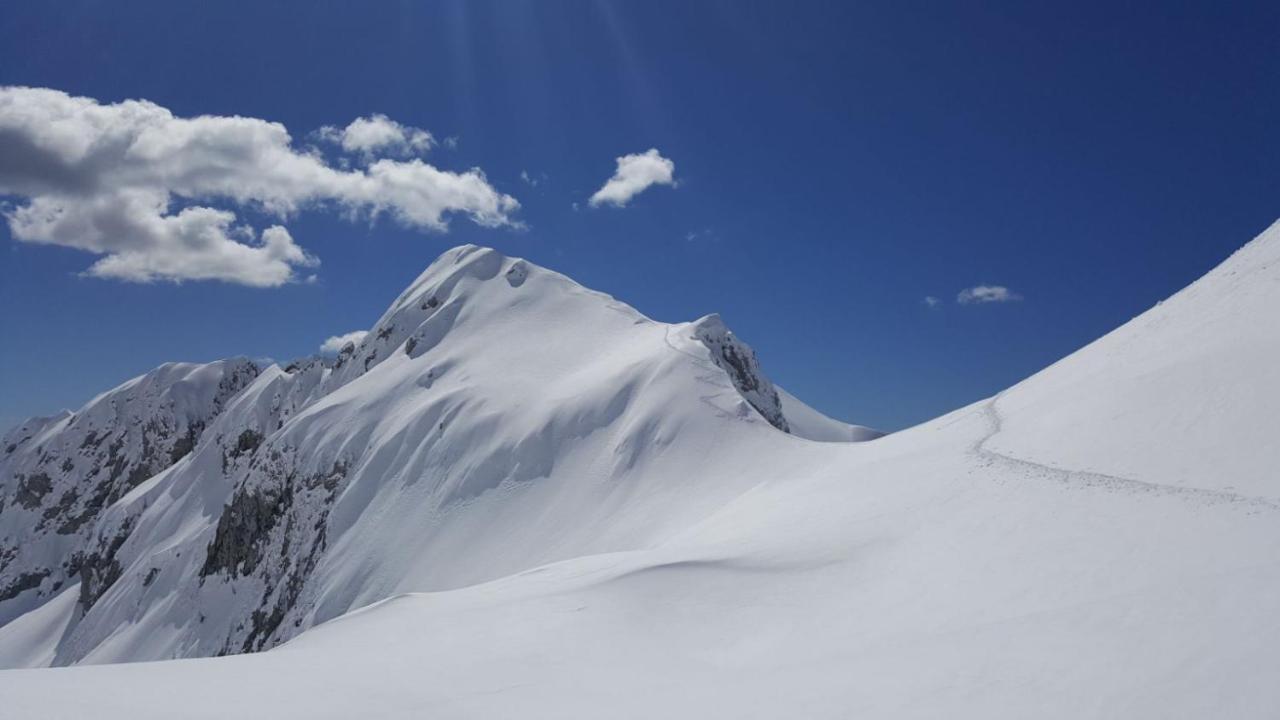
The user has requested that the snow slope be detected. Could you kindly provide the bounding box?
[2,221,1279,718]
[777,386,885,442]
[987,230,1280,498]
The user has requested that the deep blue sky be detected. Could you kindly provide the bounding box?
[1,1,1276,432]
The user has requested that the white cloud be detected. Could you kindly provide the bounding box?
[319,330,368,355]
[588,148,676,208]
[923,296,940,308]
[0,87,519,286]
[956,285,1022,304]
[520,170,542,187]
[316,113,434,158]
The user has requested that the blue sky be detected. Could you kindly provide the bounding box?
[1,1,1276,432]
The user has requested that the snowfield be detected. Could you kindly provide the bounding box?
[1,221,1278,718]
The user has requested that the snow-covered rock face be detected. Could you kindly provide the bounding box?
[690,314,790,433]
[0,244,854,667]
[0,359,259,627]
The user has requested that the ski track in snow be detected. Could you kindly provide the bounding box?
[972,395,1280,512]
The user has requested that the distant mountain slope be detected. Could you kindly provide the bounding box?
[2,223,1279,719]
[0,359,259,628]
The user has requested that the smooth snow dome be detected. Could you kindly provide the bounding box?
[2,221,1280,718]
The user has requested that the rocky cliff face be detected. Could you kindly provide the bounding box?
[0,359,259,626]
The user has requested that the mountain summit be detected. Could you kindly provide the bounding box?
[0,243,875,665]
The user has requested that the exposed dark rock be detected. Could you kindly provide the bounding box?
[169,422,203,463]
[72,517,137,613]
[694,318,791,434]
[234,429,263,457]
[40,489,79,526]
[0,569,49,603]
[201,457,348,653]
[200,482,293,580]
[505,261,529,287]
[15,472,53,509]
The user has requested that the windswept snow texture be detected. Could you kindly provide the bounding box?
[3,221,1280,719]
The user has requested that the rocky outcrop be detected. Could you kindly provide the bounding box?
[0,358,260,626]
[692,315,791,433]
[201,447,349,654]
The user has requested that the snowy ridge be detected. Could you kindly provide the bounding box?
[3,223,1279,718]
[0,243,863,667]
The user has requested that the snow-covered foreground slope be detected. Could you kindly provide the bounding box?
[2,222,1279,718]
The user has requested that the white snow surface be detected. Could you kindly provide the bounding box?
[2,222,1279,718]
[778,386,886,442]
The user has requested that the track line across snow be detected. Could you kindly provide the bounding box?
[972,395,1279,512]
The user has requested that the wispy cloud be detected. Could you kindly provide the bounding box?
[0,86,519,287]
[520,170,548,187]
[589,148,676,208]
[923,296,940,308]
[319,330,368,355]
[956,285,1022,304]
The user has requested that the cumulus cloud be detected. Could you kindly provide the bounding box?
[319,330,368,355]
[0,87,519,286]
[956,285,1022,304]
[589,148,676,207]
[316,113,434,158]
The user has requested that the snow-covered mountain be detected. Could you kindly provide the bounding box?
[0,360,259,629]
[0,244,877,667]
[2,222,1279,718]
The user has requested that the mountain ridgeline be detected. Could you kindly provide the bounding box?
[2,224,1280,717]
[0,245,877,666]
